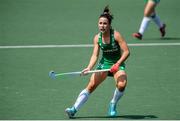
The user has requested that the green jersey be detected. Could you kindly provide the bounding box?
[97,29,125,71]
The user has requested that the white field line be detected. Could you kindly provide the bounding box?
[0,44,93,49]
[0,43,180,49]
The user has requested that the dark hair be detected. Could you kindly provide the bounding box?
[99,6,114,24]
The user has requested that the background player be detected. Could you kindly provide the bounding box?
[133,0,166,40]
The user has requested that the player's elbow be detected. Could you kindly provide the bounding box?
[126,49,130,58]
[127,50,130,57]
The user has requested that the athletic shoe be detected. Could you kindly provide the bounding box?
[65,107,77,118]
[108,103,117,117]
[132,32,142,40]
[159,24,166,37]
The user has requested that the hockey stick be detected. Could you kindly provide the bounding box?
[49,69,110,79]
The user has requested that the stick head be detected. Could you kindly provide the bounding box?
[49,71,56,79]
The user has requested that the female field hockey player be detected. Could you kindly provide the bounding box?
[133,0,166,40]
[65,6,130,118]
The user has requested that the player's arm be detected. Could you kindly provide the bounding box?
[82,35,100,74]
[110,31,130,73]
[115,31,130,65]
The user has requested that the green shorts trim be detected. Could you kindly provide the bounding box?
[96,64,125,77]
[96,58,125,77]
[119,65,125,70]
[145,0,160,3]
[96,61,126,71]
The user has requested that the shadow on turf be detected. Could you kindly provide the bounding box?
[73,114,158,120]
[143,37,180,41]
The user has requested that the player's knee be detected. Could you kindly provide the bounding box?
[144,8,154,17]
[116,80,127,92]
[144,12,151,17]
[116,84,126,92]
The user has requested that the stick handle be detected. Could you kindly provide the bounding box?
[55,69,110,77]
[87,69,110,74]
[55,71,82,76]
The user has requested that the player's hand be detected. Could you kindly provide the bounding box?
[81,67,90,76]
[110,63,120,73]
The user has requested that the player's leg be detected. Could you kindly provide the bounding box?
[133,0,156,39]
[73,72,108,111]
[151,13,166,37]
[148,0,166,37]
[86,71,108,93]
[65,88,90,118]
[65,72,108,118]
[108,70,127,116]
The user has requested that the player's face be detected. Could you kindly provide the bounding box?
[98,17,110,34]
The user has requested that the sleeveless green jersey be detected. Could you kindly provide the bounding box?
[97,29,125,70]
